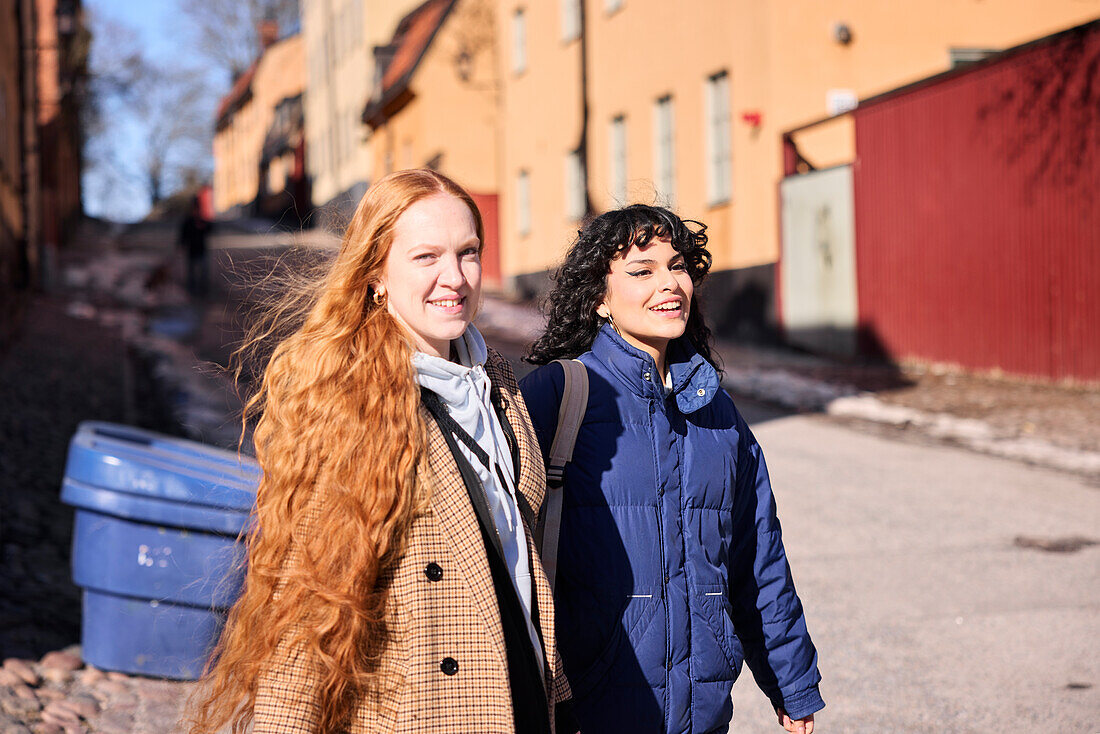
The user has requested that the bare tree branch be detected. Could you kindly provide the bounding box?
[175,0,300,82]
[84,10,215,216]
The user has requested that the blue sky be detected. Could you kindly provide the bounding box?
[83,0,225,221]
[86,0,176,64]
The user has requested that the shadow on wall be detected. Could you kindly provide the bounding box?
[698,264,778,346]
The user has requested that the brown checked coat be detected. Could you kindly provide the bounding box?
[252,349,571,733]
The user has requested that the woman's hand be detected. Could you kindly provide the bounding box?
[776,708,814,733]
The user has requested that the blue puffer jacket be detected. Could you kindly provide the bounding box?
[519,325,824,734]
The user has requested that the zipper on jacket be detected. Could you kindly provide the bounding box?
[647,396,672,730]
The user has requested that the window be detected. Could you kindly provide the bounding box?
[609,115,627,205]
[334,113,343,164]
[346,109,357,159]
[517,169,531,236]
[653,95,676,207]
[565,151,586,221]
[560,0,580,42]
[512,8,527,74]
[705,70,731,204]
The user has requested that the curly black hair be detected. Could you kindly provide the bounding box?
[526,204,719,369]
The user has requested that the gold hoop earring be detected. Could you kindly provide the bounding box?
[601,311,622,336]
[372,290,386,307]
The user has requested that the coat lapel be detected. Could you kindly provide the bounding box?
[484,354,562,689]
[421,407,508,666]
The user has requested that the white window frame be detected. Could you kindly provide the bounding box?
[517,169,532,236]
[609,115,627,205]
[653,95,676,208]
[560,0,580,42]
[705,70,731,204]
[512,8,527,74]
[565,151,585,221]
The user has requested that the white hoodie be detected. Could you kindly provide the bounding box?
[412,326,545,678]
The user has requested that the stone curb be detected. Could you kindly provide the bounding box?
[719,365,1100,479]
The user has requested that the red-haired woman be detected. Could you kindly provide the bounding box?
[190,170,573,734]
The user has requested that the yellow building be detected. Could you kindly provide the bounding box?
[361,0,503,282]
[497,0,1100,337]
[213,26,305,217]
[301,0,421,225]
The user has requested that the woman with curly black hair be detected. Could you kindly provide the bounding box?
[520,204,824,734]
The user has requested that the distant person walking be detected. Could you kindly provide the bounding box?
[179,196,210,295]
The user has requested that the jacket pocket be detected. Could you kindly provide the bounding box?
[691,582,744,683]
[569,589,661,698]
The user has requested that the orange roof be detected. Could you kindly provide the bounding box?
[363,0,455,127]
[382,0,450,90]
[215,62,258,130]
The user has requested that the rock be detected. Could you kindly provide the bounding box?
[10,686,35,702]
[38,652,80,674]
[0,690,40,716]
[54,697,97,720]
[1,661,37,687]
[39,669,69,686]
[92,680,127,696]
[29,723,63,734]
[75,668,103,687]
[2,722,33,734]
[90,709,133,734]
[34,688,61,701]
[0,670,21,687]
[105,692,137,708]
[42,702,79,724]
[104,672,128,683]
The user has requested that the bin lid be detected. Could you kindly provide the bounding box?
[62,478,253,535]
[63,422,260,514]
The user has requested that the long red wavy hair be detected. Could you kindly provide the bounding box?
[190,169,484,734]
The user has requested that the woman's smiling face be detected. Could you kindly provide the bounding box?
[598,236,692,367]
[379,193,482,358]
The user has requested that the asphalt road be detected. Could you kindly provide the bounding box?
[728,411,1100,733]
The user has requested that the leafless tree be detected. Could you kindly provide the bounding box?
[84,11,213,218]
[176,0,301,82]
[132,66,212,206]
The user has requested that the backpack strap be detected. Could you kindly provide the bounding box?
[538,358,588,593]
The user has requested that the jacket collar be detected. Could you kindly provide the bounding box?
[590,323,719,413]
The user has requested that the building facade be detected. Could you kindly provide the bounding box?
[496,0,1100,339]
[780,22,1100,381]
[300,0,420,226]
[1,0,36,324]
[1,0,85,333]
[212,26,306,219]
[360,0,502,282]
[35,0,86,258]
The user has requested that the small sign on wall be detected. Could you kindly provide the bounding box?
[827,89,859,116]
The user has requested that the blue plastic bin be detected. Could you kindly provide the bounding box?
[61,421,260,679]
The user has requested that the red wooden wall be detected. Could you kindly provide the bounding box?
[470,192,501,289]
[852,22,1100,381]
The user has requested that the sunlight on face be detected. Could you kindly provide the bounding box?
[599,236,692,368]
[379,194,482,358]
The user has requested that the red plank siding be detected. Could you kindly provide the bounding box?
[852,22,1100,381]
